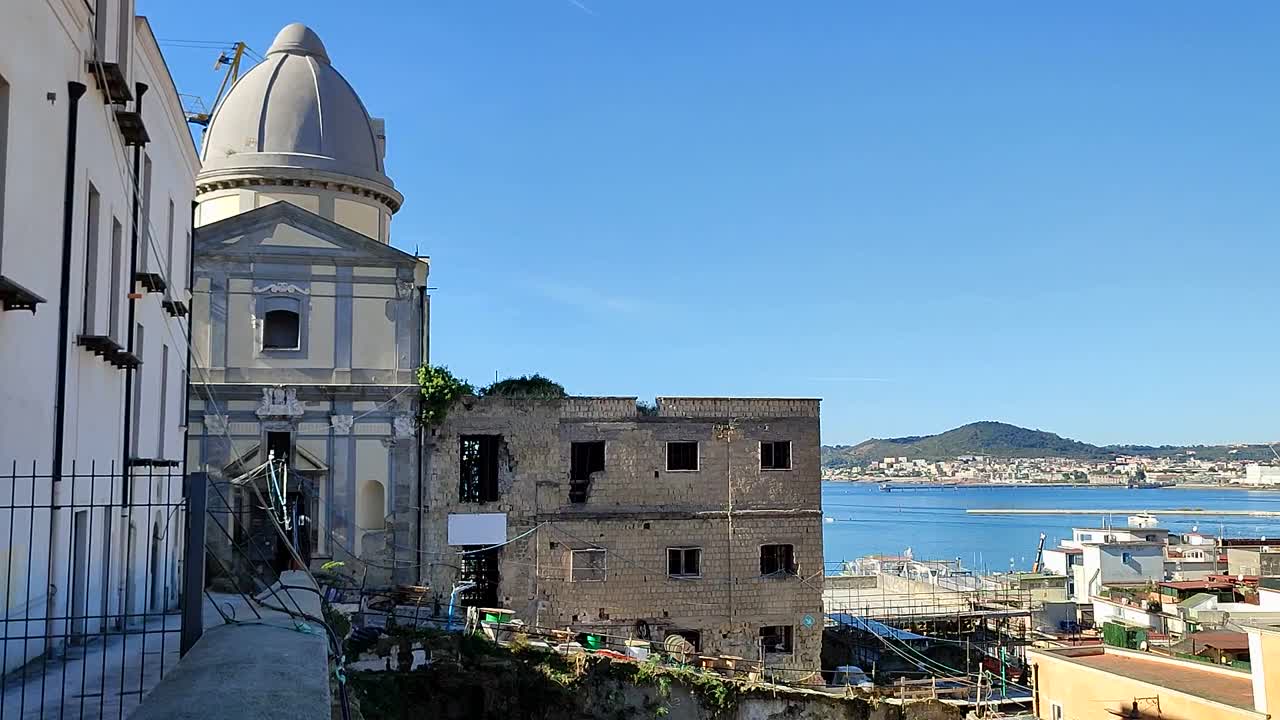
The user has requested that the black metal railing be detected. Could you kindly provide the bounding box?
[0,461,187,719]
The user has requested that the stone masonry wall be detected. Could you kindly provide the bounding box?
[423,396,824,676]
[658,398,820,419]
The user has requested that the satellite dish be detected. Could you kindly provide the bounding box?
[664,634,695,663]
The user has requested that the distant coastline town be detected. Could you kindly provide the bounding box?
[822,453,1280,488]
[821,420,1280,487]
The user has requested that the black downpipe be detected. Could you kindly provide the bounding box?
[415,285,427,582]
[181,201,195,469]
[120,82,148,504]
[52,81,87,482]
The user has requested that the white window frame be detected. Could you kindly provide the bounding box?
[760,440,793,471]
[665,441,700,472]
[570,549,607,582]
[666,546,702,579]
[1050,701,1063,720]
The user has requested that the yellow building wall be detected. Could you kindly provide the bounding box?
[351,282,396,369]
[334,198,381,240]
[1030,650,1261,720]
[257,192,321,213]
[1256,630,1280,716]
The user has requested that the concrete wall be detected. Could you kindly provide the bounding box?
[1082,543,1163,598]
[0,4,194,671]
[423,396,825,675]
[1227,549,1280,577]
[1029,646,1264,720]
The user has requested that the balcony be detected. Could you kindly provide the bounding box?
[112,349,142,369]
[85,60,132,105]
[128,458,180,468]
[0,275,46,313]
[162,299,189,317]
[134,271,166,294]
[76,333,123,360]
[114,109,149,146]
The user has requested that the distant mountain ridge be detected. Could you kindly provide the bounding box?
[821,421,1274,467]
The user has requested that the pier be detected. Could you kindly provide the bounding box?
[967,508,1280,517]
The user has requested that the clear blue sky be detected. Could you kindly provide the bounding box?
[142,1,1280,447]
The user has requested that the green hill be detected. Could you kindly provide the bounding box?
[822,421,1274,468]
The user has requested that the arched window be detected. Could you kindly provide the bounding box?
[358,480,386,531]
[263,308,300,349]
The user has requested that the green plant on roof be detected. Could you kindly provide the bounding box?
[481,374,566,399]
[417,365,475,426]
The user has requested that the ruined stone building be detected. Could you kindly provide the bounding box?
[186,24,426,584]
[424,396,825,675]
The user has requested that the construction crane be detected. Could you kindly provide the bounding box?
[184,42,249,127]
[1031,532,1046,573]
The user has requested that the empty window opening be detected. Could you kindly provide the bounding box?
[459,546,499,608]
[460,435,501,503]
[262,309,301,350]
[108,218,122,339]
[570,549,607,582]
[760,625,793,654]
[760,441,792,470]
[666,441,698,471]
[666,629,701,653]
[156,344,168,457]
[0,75,6,258]
[165,198,175,284]
[569,441,605,503]
[667,547,702,578]
[266,431,291,465]
[82,184,101,332]
[760,544,796,576]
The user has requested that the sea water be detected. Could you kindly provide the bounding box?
[821,481,1280,573]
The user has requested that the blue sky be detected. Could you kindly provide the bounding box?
[142,1,1280,446]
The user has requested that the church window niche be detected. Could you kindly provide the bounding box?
[263,308,300,350]
[258,294,306,354]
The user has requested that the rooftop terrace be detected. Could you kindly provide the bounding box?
[1032,646,1255,711]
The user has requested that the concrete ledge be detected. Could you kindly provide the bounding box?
[129,571,330,720]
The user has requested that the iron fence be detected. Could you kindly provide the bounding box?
[0,461,187,719]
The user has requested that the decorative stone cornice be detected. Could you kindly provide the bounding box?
[203,413,228,436]
[195,171,402,213]
[330,414,354,435]
[256,387,306,419]
[254,282,310,295]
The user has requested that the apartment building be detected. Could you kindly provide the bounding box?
[0,0,196,670]
[424,396,825,676]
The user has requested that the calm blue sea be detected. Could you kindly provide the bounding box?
[821,482,1280,573]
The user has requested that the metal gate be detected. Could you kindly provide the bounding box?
[0,461,188,719]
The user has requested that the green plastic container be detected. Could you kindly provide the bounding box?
[482,609,514,623]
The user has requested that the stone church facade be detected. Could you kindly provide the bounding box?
[186,24,425,584]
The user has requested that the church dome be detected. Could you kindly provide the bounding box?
[197,23,401,210]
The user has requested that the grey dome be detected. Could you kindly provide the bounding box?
[198,24,397,201]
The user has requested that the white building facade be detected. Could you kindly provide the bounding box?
[0,0,196,672]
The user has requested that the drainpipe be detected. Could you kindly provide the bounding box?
[416,285,427,584]
[52,81,87,481]
[181,201,195,462]
[120,82,147,504]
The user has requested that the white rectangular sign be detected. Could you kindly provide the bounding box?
[447,513,508,546]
